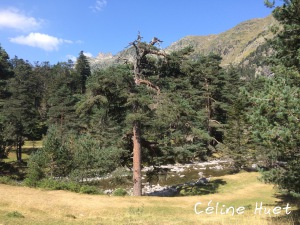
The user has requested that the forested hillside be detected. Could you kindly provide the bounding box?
[0,0,299,197]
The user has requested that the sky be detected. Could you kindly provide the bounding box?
[0,0,280,64]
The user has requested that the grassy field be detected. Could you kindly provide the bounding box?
[2,141,42,163]
[22,141,43,149]
[0,172,298,225]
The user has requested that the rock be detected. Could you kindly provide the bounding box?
[196,176,211,185]
[251,164,258,169]
[104,189,113,195]
[209,165,223,170]
[170,167,185,173]
[198,172,204,178]
[214,165,223,170]
[147,186,179,197]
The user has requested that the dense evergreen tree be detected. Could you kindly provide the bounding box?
[75,51,91,94]
[31,61,54,123]
[247,74,300,192]
[266,0,300,72]
[123,34,166,196]
[246,0,300,193]
[76,64,132,145]
[152,47,201,162]
[2,58,41,162]
[26,125,125,184]
[0,46,13,158]
[153,51,229,161]
[184,54,226,153]
[46,62,81,133]
[221,66,259,169]
[0,46,13,107]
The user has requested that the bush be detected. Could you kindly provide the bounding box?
[32,178,104,195]
[37,179,80,192]
[24,177,38,187]
[27,128,125,184]
[112,188,128,196]
[37,178,62,190]
[61,181,81,193]
[25,150,47,187]
[0,176,15,185]
[110,167,131,185]
[80,185,103,195]
[179,186,202,196]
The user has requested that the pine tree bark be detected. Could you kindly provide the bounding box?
[132,121,142,196]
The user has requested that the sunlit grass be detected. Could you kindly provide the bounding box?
[23,140,43,149]
[2,140,42,163]
[3,150,30,163]
[0,171,298,225]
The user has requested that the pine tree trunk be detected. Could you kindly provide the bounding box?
[205,78,212,148]
[132,121,142,196]
[129,33,165,196]
[16,139,22,162]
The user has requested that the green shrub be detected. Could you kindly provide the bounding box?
[7,211,25,218]
[37,178,61,190]
[24,177,37,187]
[61,181,81,192]
[80,185,103,194]
[112,188,128,196]
[0,176,15,185]
[35,178,104,195]
[25,150,47,187]
[110,167,131,185]
[37,179,80,192]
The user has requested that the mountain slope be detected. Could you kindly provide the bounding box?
[166,15,278,66]
[89,15,279,69]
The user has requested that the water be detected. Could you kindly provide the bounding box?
[144,160,232,186]
[96,160,232,191]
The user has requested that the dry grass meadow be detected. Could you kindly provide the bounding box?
[0,171,298,225]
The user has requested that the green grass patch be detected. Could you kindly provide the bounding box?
[6,211,25,218]
[3,150,30,163]
[23,140,43,149]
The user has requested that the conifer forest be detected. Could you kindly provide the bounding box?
[0,0,300,201]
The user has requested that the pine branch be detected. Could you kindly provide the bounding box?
[134,78,160,94]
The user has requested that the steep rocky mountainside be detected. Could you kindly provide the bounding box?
[88,15,279,69]
[166,15,278,66]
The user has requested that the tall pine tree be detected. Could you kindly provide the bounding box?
[246,0,300,193]
[3,57,41,162]
[75,51,91,94]
[0,46,13,158]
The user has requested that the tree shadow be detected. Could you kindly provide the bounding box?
[268,193,300,225]
[22,147,39,155]
[146,179,227,197]
[0,161,27,180]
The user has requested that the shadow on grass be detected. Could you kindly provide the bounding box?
[146,179,227,197]
[21,147,39,155]
[1,147,37,179]
[268,193,300,225]
[0,161,27,180]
